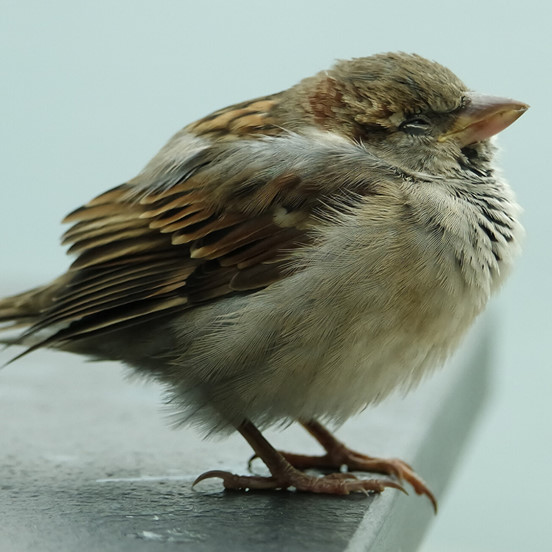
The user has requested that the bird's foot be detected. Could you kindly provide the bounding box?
[252,444,436,512]
[193,467,406,496]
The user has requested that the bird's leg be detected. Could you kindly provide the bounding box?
[259,419,437,511]
[193,419,405,496]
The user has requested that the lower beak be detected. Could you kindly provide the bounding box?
[439,94,529,146]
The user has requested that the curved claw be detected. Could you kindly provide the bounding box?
[384,480,409,496]
[247,453,260,471]
[377,459,437,513]
[192,470,229,489]
[404,475,437,513]
[193,469,280,491]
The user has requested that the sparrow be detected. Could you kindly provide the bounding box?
[0,52,527,511]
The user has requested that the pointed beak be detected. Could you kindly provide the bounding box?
[439,94,529,146]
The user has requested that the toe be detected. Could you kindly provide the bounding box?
[193,470,280,491]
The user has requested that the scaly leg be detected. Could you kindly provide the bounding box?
[194,419,406,496]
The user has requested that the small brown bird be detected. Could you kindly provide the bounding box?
[0,53,527,510]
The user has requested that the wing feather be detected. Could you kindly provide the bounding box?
[13,98,394,352]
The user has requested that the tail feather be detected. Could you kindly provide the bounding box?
[0,275,71,344]
[0,286,49,324]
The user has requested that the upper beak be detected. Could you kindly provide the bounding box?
[439,93,529,146]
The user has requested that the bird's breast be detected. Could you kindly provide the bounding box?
[193,216,485,427]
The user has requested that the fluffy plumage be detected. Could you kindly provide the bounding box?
[0,53,527,504]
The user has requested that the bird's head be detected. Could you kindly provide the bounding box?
[289,52,528,176]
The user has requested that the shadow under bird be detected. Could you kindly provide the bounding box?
[0,52,528,511]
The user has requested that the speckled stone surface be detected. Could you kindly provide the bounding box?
[0,316,491,552]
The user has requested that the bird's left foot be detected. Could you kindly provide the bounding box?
[270,449,436,512]
[249,420,437,512]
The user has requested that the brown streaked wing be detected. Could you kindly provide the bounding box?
[19,159,316,349]
[185,95,283,138]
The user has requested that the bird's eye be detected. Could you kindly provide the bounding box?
[399,117,432,136]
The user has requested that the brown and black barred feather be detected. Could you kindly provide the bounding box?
[0,90,398,357]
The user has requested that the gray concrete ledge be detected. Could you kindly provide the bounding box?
[0,316,492,552]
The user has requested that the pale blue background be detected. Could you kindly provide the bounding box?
[1,1,550,550]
